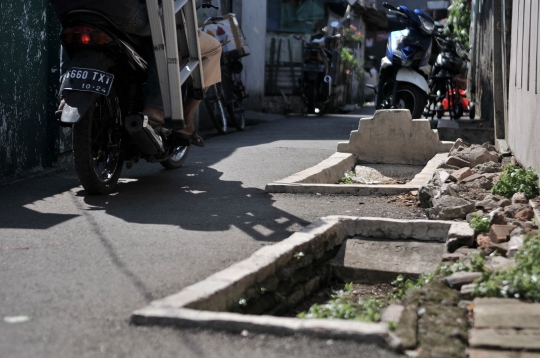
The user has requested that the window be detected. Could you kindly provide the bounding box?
[267,0,327,33]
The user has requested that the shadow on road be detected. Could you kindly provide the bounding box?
[80,166,310,242]
[0,113,364,237]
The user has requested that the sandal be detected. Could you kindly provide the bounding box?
[173,131,205,147]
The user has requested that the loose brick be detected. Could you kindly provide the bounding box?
[489,225,515,243]
[451,167,473,181]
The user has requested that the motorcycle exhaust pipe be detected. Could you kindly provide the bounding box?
[125,114,165,155]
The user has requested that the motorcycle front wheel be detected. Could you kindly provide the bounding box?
[393,83,427,119]
[204,83,235,134]
[72,89,124,195]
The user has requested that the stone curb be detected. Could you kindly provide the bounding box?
[132,216,468,348]
[530,199,540,226]
[131,307,399,349]
[265,153,447,195]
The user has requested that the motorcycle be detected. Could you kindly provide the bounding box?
[424,36,474,120]
[371,2,436,119]
[55,1,215,195]
[295,21,341,115]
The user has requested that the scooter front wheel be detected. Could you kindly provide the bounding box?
[393,83,427,119]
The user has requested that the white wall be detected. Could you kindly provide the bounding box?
[236,0,267,111]
[507,0,540,174]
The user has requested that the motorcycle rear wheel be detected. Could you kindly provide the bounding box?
[72,89,124,195]
[305,82,316,115]
[160,145,190,169]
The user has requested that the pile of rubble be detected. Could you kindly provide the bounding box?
[415,138,539,290]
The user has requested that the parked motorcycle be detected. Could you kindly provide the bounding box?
[371,3,436,119]
[424,36,474,120]
[295,22,341,115]
[55,2,215,195]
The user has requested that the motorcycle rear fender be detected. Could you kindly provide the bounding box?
[59,51,115,125]
[306,72,318,80]
[396,67,429,93]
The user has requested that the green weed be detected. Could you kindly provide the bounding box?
[475,233,540,301]
[338,171,355,185]
[491,164,539,200]
[470,212,491,234]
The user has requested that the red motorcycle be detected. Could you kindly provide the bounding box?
[424,36,475,120]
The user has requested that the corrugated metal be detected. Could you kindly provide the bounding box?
[265,65,303,95]
[507,0,540,173]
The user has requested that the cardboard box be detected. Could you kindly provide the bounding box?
[200,13,250,60]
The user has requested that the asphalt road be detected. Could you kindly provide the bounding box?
[0,109,422,358]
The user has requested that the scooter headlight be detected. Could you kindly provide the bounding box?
[419,16,434,35]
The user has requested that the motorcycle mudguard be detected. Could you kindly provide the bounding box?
[60,91,97,125]
[396,67,429,93]
[59,51,115,125]
[306,72,318,80]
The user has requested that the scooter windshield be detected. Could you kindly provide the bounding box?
[387,29,432,67]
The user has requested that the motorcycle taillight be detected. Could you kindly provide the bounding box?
[308,51,320,61]
[61,26,113,46]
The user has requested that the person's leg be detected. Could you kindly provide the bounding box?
[175,30,222,135]
[143,30,222,140]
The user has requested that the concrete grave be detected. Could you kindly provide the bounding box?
[333,237,445,283]
[337,109,453,165]
[132,217,473,350]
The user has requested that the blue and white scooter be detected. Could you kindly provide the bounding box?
[372,2,436,119]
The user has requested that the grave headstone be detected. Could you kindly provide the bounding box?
[337,109,453,165]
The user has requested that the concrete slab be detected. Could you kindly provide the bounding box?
[337,109,453,165]
[473,298,540,329]
[354,164,423,183]
[332,237,445,282]
[470,328,540,350]
[470,349,540,358]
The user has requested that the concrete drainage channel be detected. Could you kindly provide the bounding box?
[265,110,453,195]
[131,216,473,352]
[265,152,447,195]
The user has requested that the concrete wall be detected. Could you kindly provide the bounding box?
[0,1,61,179]
[234,0,267,111]
[507,0,540,173]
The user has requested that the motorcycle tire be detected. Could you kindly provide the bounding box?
[305,83,316,115]
[450,104,463,120]
[204,83,234,134]
[468,102,476,119]
[72,88,124,195]
[220,75,246,131]
[160,145,190,169]
[393,83,427,119]
[233,109,246,131]
[435,103,445,119]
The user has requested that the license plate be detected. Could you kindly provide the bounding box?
[62,67,114,96]
[302,63,325,72]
